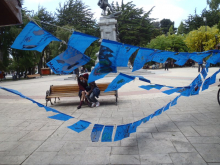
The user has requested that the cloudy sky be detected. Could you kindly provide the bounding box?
[23,0,208,27]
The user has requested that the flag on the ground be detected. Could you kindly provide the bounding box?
[91,124,104,142]
[128,120,142,133]
[101,126,114,142]
[151,108,164,119]
[68,120,91,133]
[68,31,98,53]
[104,73,135,92]
[171,95,181,106]
[48,113,73,121]
[114,124,132,141]
[47,46,90,74]
[163,102,171,112]
[11,21,61,52]
[142,114,152,123]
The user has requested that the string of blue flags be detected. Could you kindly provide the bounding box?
[10,21,220,78]
[1,68,219,142]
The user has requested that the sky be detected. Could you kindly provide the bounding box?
[23,0,209,27]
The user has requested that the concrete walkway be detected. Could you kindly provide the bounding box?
[0,67,220,165]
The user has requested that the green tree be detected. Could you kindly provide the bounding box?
[147,34,188,52]
[160,19,174,34]
[177,21,186,35]
[207,0,220,10]
[56,0,99,36]
[111,1,156,46]
[185,25,220,52]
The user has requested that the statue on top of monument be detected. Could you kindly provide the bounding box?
[98,0,114,16]
[98,0,121,18]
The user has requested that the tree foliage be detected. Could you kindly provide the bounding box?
[207,0,220,10]
[147,34,188,52]
[160,19,175,34]
[185,25,220,52]
[111,1,157,46]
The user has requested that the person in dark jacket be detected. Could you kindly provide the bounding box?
[86,81,100,107]
[77,73,91,109]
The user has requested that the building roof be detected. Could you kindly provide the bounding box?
[0,0,22,27]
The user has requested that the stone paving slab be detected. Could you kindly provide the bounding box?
[0,68,220,164]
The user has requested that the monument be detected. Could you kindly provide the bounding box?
[95,0,121,65]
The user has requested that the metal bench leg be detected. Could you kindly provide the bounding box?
[54,97,56,103]
[50,99,53,105]
[58,97,60,100]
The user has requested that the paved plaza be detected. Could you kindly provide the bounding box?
[0,67,220,165]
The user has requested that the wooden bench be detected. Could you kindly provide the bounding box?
[27,74,41,79]
[45,83,118,106]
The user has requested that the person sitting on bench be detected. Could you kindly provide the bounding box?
[86,80,100,108]
[77,73,91,109]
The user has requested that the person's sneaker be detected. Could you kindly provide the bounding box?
[91,102,96,108]
[96,102,100,107]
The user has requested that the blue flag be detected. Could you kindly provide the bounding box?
[135,76,151,83]
[163,88,180,95]
[190,51,212,63]
[151,108,164,119]
[173,52,192,66]
[48,113,73,121]
[99,40,122,72]
[101,125,114,142]
[67,120,91,133]
[209,69,220,85]
[116,44,139,67]
[88,40,122,83]
[68,31,98,53]
[207,50,220,64]
[47,46,90,74]
[104,73,135,92]
[11,21,61,52]
[128,120,142,133]
[152,51,174,63]
[171,95,181,106]
[132,48,155,72]
[190,75,203,96]
[206,62,210,73]
[44,106,60,113]
[114,124,132,141]
[88,63,110,83]
[201,68,208,79]
[139,84,164,90]
[141,114,152,123]
[36,102,45,108]
[91,124,104,142]
[163,102,171,112]
[202,77,211,91]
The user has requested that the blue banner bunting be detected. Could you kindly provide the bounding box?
[11,21,61,52]
[91,124,104,142]
[190,51,212,63]
[116,44,139,67]
[128,120,142,133]
[190,75,203,96]
[101,126,114,142]
[163,102,171,112]
[206,50,220,64]
[114,124,132,141]
[139,84,164,90]
[201,68,208,79]
[48,113,74,121]
[68,31,98,53]
[151,108,163,118]
[141,115,152,123]
[132,48,155,72]
[171,95,181,106]
[67,120,91,133]
[47,46,90,74]
[104,73,135,92]
[202,77,211,91]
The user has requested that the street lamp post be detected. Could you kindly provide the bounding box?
[203,17,207,32]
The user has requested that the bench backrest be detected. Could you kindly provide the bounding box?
[50,83,111,94]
